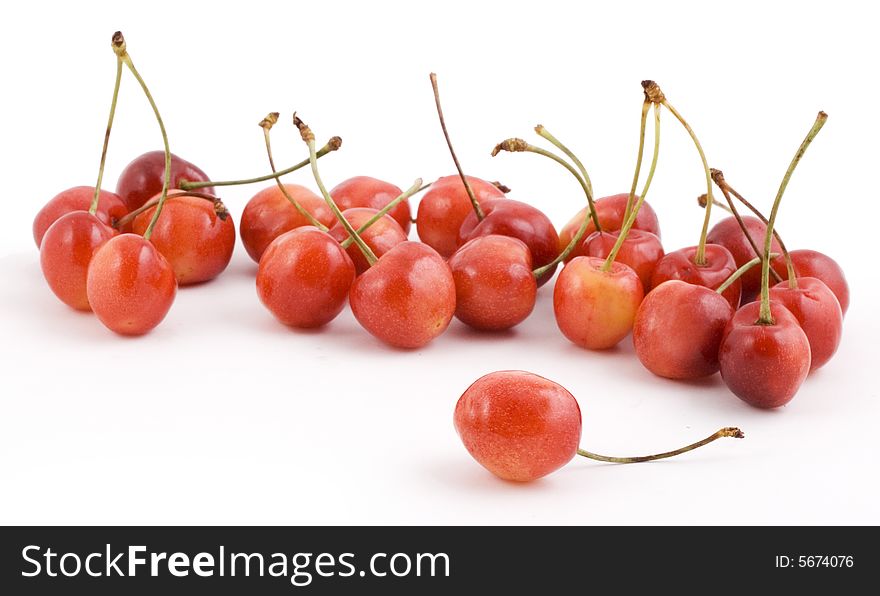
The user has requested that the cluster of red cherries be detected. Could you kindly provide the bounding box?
[35,34,848,483]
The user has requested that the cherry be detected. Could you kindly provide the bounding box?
[455,371,744,482]
[774,249,849,315]
[87,233,177,335]
[719,112,828,407]
[331,176,412,234]
[583,228,664,290]
[457,198,560,287]
[130,192,235,285]
[416,174,505,257]
[328,207,408,275]
[239,184,335,263]
[633,280,735,379]
[116,151,214,212]
[768,277,842,372]
[256,227,355,328]
[39,212,116,310]
[33,187,127,248]
[707,216,781,303]
[558,193,661,260]
[650,244,740,309]
[448,235,536,331]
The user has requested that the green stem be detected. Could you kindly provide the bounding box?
[623,100,650,223]
[90,55,123,215]
[758,112,827,324]
[715,254,779,295]
[602,102,661,271]
[663,100,713,265]
[178,139,340,190]
[340,178,423,249]
[114,191,223,229]
[430,73,483,220]
[534,125,594,203]
[577,427,744,464]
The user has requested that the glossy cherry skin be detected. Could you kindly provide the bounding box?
[707,216,780,303]
[350,241,456,349]
[582,229,664,290]
[39,212,115,311]
[458,198,559,287]
[115,151,214,212]
[256,228,355,329]
[33,186,127,248]
[773,249,849,316]
[650,244,740,309]
[330,176,411,234]
[768,277,842,372]
[633,281,735,379]
[558,193,661,260]
[454,370,582,482]
[719,301,811,408]
[554,256,644,350]
[416,175,505,258]
[328,208,408,275]
[131,193,235,285]
[448,235,537,331]
[86,234,177,335]
[240,184,336,263]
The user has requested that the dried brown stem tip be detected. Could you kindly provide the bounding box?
[492,181,512,194]
[259,112,280,130]
[491,138,529,157]
[710,168,725,185]
[720,427,745,439]
[111,31,127,56]
[697,194,709,208]
[641,80,666,104]
[293,113,315,143]
[213,199,230,221]
[328,136,342,151]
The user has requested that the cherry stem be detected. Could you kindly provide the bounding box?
[178,138,341,190]
[602,102,661,271]
[111,33,170,242]
[758,111,827,324]
[296,114,377,266]
[623,100,650,223]
[715,253,779,295]
[90,54,123,215]
[260,112,329,231]
[339,178,423,249]
[430,73,484,221]
[534,125,595,205]
[577,427,744,464]
[711,172,792,287]
[113,191,225,229]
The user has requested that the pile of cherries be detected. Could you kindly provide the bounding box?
[35,34,848,482]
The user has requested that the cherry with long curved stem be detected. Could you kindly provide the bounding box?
[577,427,743,464]
[339,179,423,249]
[430,73,483,221]
[295,114,378,265]
[259,112,329,231]
[90,45,123,215]
[757,112,827,324]
[178,138,341,190]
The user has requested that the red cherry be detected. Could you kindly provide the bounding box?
[454,371,581,482]
[558,193,661,259]
[448,235,537,331]
[86,234,177,335]
[350,241,456,348]
[416,175,504,257]
[33,186,126,248]
[39,211,116,311]
[115,151,214,212]
[256,227,355,329]
[458,198,560,287]
[719,301,811,408]
[772,249,849,315]
[328,207,408,275]
[707,216,781,303]
[240,184,336,263]
[768,277,843,372]
[330,176,411,234]
[633,280,735,379]
[554,256,644,349]
[582,229,664,290]
[131,193,235,285]
[650,244,740,309]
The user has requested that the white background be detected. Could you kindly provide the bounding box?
[1,0,878,524]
